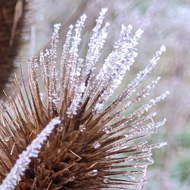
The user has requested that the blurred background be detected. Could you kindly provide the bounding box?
[1,0,190,189]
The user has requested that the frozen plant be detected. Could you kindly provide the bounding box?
[0,8,168,190]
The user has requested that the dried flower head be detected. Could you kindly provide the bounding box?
[0,8,168,190]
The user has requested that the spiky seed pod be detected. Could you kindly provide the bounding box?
[0,8,168,190]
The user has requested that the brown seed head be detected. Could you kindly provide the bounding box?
[0,8,168,190]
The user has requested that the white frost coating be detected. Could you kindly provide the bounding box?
[68,14,87,96]
[0,117,61,190]
[67,82,85,116]
[114,76,161,118]
[41,24,61,107]
[84,8,108,76]
[51,23,61,60]
[124,46,166,99]
[126,90,170,121]
[124,118,167,140]
[61,25,73,66]
[135,28,144,38]
[141,142,167,152]
[100,44,167,117]
[93,25,143,111]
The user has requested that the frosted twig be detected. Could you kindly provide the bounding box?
[0,117,61,190]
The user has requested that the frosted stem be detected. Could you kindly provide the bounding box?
[0,117,61,190]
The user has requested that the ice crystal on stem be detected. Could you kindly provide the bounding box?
[0,8,168,190]
[0,118,60,190]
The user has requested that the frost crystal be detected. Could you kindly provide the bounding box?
[83,8,109,78]
[79,124,86,132]
[87,169,98,176]
[93,24,143,110]
[93,141,101,149]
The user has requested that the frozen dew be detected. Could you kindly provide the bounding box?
[160,45,166,52]
[67,14,87,97]
[93,23,144,110]
[157,142,168,147]
[93,141,100,149]
[135,28,144,38]
[147,157,154,164]
[87,169,98,176]
[53,23,61,34]
[103,177,109,183]
[127,24,133,30]
[40,92,44,100]
[50,23,61,60]
[127,172,137,180]
[155,118,167,129]
[82,8,109,81]
[165,90,170,95]
[141,142,167,152]
[124,133,132,139]
[46,141,50,148]
[150,117,155,124]
[79,125,86,132]
[4,136,10,142]
[103,126,112,134]
[126,90,170,121]
[57,149,61,153]
[70,176,75,181]
[66,82,86,117]
[39,51,44,63]
[113,76,162,119]
[106,155,115,159]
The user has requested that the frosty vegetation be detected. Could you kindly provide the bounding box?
[0,8,168,190]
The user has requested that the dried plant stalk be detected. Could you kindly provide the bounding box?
[0,8,168,190]
[0,0,23,96]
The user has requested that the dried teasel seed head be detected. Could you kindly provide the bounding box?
[0,8,168,190]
